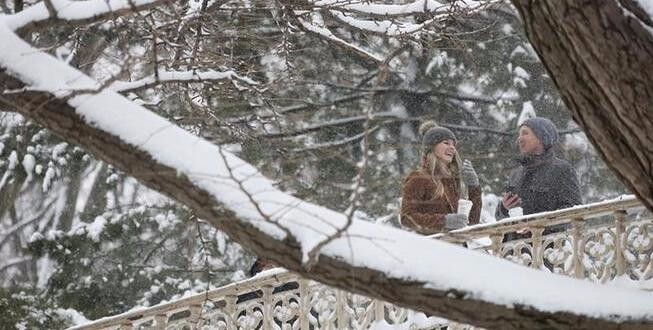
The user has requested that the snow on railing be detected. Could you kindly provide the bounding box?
[435,195,652,282]
[67,268,454,330]
[68,196,653,330]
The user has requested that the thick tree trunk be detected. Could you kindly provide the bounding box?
[511,0,653,211]
[1,74,652,330]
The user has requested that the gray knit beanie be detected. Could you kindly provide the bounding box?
[419,121,456,152]
[521,117,559,150]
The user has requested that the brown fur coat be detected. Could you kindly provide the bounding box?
[400,169,481,234]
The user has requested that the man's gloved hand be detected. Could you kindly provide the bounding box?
[444,213,468,230]
[461,159,479,187]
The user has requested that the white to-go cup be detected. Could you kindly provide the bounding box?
[457,199,473,219]
[508,206,524,218]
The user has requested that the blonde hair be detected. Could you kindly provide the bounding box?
[421,147,462,199]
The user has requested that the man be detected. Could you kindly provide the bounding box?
[497,117,581,231]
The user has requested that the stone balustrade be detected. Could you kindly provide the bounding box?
[69,195,652,330]
[434,195,652,283]
[68,269,456,330]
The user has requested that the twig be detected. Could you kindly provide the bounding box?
[304,104,374,269]
[216,147,293,240]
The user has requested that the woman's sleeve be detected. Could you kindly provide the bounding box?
[468,185,482,225]
[400,174,446,234]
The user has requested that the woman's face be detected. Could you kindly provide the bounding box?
[432,139,456,164]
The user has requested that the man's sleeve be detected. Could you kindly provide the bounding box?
[557,163,582,208]
[495,202,509,220]
[495,168,521,220]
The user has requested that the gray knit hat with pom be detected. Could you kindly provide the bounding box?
[419,121,456,152]
[521,117,559,150]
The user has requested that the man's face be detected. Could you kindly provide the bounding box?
[517,126,543,155]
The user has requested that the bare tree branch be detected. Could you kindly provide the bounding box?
[109,70,259,93]
[5,0,170,32]
[258,114,580,139]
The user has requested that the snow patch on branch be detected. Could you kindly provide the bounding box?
[313,0,447,16]
[330,10,432,36]
[2,0,161,31]
[298,14,383,64]
[635,0,653,20]
[619,0,653,37]
[109,70,259,92]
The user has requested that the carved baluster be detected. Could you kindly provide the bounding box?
[153,314,167,330]
[299,279,311,330]
[118,322,132,330]
[188,304,202,329]
[336,289,348,329]
[489,233,503,257]
[530,226,545,270]
[571,217,585,278]
[614,210,627,277]
[373,299,385,324]
[224,295,237,330]
[261,285,274,330]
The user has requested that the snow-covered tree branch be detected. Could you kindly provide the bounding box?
[109,70,259,93]
[5,0,167,31]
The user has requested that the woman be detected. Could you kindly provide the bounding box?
[400,121,482,234]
